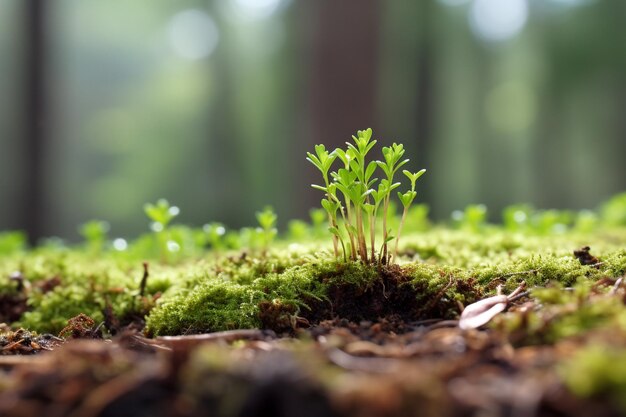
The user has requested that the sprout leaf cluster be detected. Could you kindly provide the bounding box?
[307,128,425,264]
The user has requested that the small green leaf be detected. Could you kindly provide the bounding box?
[311,184,328,192]
[398,190,417,208]
[389,182,401,192]
[328,226,342,237]
[365,161,377,182]
[144,199,179,228]
[363,203,375,215]
[321,199,339,215]
[256,206,277,231]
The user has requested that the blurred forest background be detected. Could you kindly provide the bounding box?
[0,0,624,243]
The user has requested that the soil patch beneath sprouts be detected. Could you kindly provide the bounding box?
[297,265,481,333]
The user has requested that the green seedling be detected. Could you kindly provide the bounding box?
[601,192,626,226]
[0,231,27,255]
[394,169,426,261]
[574,210,599,234]
[79,220,110,254]
[453,204,487,232]
[307,128,425,264]
[307,144,339,256]
[376,143,408,262]
[256,206,278,252]
[502,204,533,232]
[405,204,430,232]
[531,209,573,235]
[144,199,180,261]
[144,199,180,231]
[287,219,309,240]
[203,222,227,251]
[309,208,327,237]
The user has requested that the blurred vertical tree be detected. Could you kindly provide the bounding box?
[302,0,381,212]
[22,0,48,244]
[378,0,435,205]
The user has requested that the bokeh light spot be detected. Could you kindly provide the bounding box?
[231,0,286,20]
[112,238,128,251]
[469,0,528,42]
[437,0,471,6]
[168,9,219,60]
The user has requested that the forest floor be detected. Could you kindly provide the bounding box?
[0,209,626,416]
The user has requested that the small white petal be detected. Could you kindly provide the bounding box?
[459,295,508,330]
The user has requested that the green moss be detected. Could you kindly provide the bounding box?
[0,202,624,338]
[145,282,260,336]
[145,259,377,336]
[561,344,626,412]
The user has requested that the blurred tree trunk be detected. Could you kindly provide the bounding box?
[413,0,435,205]
[21,0,47,245]
[302,0,381,212]
[377,1,435,206]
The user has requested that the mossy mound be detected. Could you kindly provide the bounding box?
[0,193,624,337]
[0,218,624,338]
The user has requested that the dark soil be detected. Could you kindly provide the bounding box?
[0,316,620,417]
[0,307,604,414]
[298,265,480,334]
[0,294,28,324]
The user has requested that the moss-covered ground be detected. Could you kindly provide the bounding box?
[0,193,625,416]
[0,215,624,338]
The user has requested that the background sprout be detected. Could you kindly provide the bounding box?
[256,206,278,252]
[394,169,426,261]
[287,219,310,240]
[79,220,110,254]
[203,222,227,251]
[531,209,573,235]
[0,231,27,255]
[453,204,488,233]
[574,210,599,234]
[144,198,180,261]
[502,204,534,232]
[601,192,626,226]
[144,198,180,231]
[309,208,327,238]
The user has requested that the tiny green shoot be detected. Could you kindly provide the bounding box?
[307,144,339,257]
[79,220,110,254]
[256,206,278,252]
[144,199,180,261]
[394,169,426,261]
[203,222,227,251]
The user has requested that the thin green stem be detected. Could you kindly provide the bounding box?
[344,197,357,260]
[369,207,377,262]
[355,207,368,262]
[380,196,390,264]
[393,207,409,262]
[322,176,339,258]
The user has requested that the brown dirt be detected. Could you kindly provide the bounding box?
[0,317,621,417]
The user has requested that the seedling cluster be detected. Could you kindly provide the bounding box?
[307,128,425,264]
